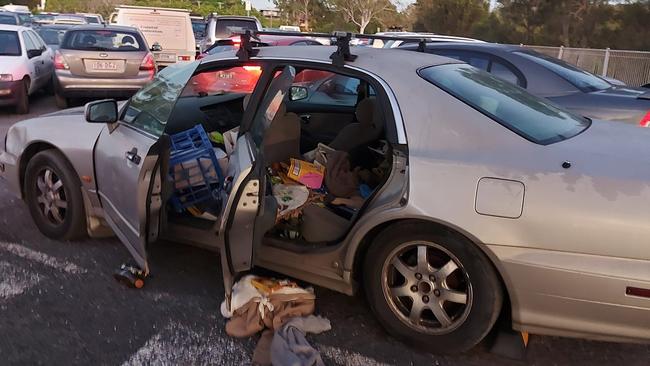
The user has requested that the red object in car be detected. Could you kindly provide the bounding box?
[639,111,650,127]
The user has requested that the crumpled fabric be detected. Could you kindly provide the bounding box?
[270,315,331,366]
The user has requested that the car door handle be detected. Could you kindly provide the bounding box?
[125,148,141,164]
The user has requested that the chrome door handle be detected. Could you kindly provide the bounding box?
[126,147,141,164]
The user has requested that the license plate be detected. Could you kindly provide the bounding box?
[91,61,117,71]
[155,53,176,62]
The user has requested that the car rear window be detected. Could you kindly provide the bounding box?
[62,29,146,52]
[215,19,258,38]
[514,50,611,92]
[84,16,99,24]
[37,28,66,45]
[420,64,589,145]
[0,14,18,25]
[0,30,21,56]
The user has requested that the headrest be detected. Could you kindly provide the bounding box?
[355,98,381,129]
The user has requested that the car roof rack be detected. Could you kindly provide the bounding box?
[234,30,430,65]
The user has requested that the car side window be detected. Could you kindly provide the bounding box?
[22,31,37,52]
[28,31,46,50]
[489,61,521,86]
[296,72,360,107]
[432,50,490,71]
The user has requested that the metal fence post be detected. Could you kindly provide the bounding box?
[602,48,610,77]
[558,45,564,59]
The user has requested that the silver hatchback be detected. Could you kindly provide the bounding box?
[53,25,156,108]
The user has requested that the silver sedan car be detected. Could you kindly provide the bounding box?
[1,45,649,353]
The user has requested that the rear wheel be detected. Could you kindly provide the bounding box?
[24,150,87,240]
[15,79,29,114]
[54,91,68,109]
[363,222,502,354]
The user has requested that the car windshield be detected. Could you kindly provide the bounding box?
[37,27,67,45]
[84,16,99,24]
[420,64,590,145]
[0,14,17,25]
[17,13,31,24]
[122,62,199,137]
[215,19,257,38]
[62,29,145,52]
[0,30,21,56]
[514,50,611,92]
[192,20,205,37]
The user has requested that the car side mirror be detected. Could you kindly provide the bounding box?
[85,99,118,123]
[289,86,308,101]
[150,42,162,52]
[27,49,43,58]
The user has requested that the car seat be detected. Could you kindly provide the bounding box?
[263,103,301,164]
[329,98,383,152]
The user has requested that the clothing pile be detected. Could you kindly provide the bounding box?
[268,142,390,242]
[221,275,331,366]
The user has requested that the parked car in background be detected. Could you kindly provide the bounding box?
[400,42,650,126]
[53,25,156,108]
[279,25,300,32]
[76,13,104,25]
[112,5,195,68]
[52,15,87,25]
[373,32,484,48]
[0,11,30,26]
[2,45,650,355]
[201,15,262,52]
[35,24,73,51]
[0,24,53,113]
[190,15,206,53]
[32,12,59,25]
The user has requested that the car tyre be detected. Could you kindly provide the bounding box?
[15,79,29,114]
[54,91,68,109]
[25,150,87,240]
[363,222,502,354]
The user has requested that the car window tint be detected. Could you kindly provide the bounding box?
[0,14,18,25]
[420,64,589,145]
[181,65,264,97]
[215,19,258,38]
[293,71,361,107]
[123,62,199,137]
[38,28,66,45]
[489,61,520,85]
[0,30,21,56]
[62,30,145,52]
[22,31,37,51]
[514,50,610,92]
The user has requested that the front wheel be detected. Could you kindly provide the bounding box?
[364,222,503,354]
[24,150,87,240]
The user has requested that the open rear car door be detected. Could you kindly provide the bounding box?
[93,64,198,276]
[219,65,296,309]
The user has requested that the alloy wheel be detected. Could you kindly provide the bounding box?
[381,240,473,334]
[35,167,68,225]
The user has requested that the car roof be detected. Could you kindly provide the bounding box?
[402,42,522,52]
[63,24,140,32]
[202,45,460,73]
[0,24,29,31]
[212,15,258,21]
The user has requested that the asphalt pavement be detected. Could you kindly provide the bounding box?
[0,96,648,365]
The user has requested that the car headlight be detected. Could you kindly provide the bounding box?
[0,74,13,82]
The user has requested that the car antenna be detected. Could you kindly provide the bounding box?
[236,30,259,61]
[330,32,357,66]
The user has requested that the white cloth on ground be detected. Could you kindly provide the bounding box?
[271,315,332,366]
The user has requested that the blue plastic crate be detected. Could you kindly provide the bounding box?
[169,125,224,212]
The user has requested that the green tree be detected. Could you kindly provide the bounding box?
[412,0,489,37]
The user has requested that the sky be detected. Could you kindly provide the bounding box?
[250,0,499,12]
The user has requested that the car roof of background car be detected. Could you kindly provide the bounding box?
[211,15,259,20]
[402,42,525,53]
[0,24,29,31]
[65,24,140,32]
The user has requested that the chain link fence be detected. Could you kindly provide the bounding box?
[519,45,650,87]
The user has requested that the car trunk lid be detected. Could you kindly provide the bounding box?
[60,49,146,78]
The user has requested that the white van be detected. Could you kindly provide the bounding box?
[111,5,195,68]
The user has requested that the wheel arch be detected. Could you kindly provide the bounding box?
[349,217,515,322]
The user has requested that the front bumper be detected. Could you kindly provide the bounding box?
[0,148,22,199]
[0,80,22,107]
[54,71,152,98]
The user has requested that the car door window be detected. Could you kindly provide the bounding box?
[28,31,46,50]
[22,31,37,52]
[489,61,521,86]
[122,62,199,137]
[294,71,360,107]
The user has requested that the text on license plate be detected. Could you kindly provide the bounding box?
[91,61,117,71]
